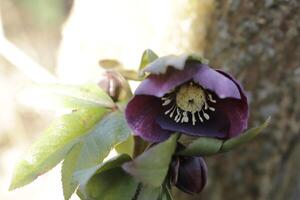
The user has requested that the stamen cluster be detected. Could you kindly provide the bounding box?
[161,82,216,125]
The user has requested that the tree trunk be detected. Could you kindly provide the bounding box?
[193,1,300,200]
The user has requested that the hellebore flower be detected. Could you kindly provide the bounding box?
[170,156,207,194]
[125,55,249,142]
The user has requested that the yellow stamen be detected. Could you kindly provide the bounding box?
[176,82,206,112]
[161,82,217,125]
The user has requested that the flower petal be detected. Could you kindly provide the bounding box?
[125,95,172,142]
[193,65,241,99]
[156,98,230,138]
[174,156,207,194]
[135,63,199,97]
[215,70,249,137]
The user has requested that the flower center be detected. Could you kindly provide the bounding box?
[176,82,206,113]
[161,81,217,125]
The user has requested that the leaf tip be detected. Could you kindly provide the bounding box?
[220,116,272,153]
[8,176,26,191]
[8,183,16,191]
[139,49,159,76]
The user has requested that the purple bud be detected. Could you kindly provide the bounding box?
[97,70,131,102]
[171,156,207,194]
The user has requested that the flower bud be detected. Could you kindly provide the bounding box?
[97,70,131,102]
[171,156,207,194]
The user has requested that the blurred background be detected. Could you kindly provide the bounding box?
[0,0,299,200]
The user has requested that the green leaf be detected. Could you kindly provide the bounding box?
[122,134,178,187]
[22,83,115,110]
[178,117,271,156]
[75,111,131,170]
[137,185,162,200]
[62,143,83,200]
[177,137,223,156]
[132,136,150,158]
[99,59,122,69]
[75,154,132,189]
[61,111,132,199]
[98,58,144,81]
[81,167,138,200]
[139,49,159,70]
[161,187,174,200]
[113,69,143,81]
[220,117,271,152]
[9,107,108,190]
[115,135,134,156]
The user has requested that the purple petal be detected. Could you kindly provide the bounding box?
[175,156,207,194]
[125,95,172,142]
[215,70,249,137]
[216,99,248,138]
[135,62,199,97]
[193,65,241,99]
[156,96,230,138]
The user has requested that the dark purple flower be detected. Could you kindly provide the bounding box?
[125,55,249,142]
[170,156,207,194]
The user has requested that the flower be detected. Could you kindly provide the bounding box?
[170,155,207,194]
[125,55,249,142]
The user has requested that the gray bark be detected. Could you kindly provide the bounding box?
[179,1,300,200]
